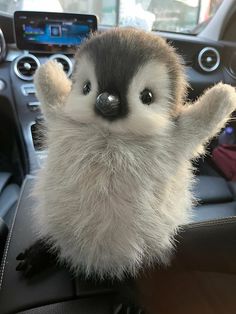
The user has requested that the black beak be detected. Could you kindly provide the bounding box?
[95,92,120,118]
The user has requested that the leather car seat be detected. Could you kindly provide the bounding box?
[0,172,20,226]
[0,217,8,262]
[193,175,236,221]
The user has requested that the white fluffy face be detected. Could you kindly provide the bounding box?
[126,61,173,136]
[64,55,98,123]
[64,55,173,136]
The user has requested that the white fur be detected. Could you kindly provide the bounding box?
[176,83,236,158]
[34,60,72,120]
[33,118,193,279]
[126,61,173,136]
[64,55,98,124]
[33,36,236,279]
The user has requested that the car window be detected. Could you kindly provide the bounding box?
[0,0,224,33]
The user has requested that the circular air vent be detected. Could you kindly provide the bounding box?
[198,47,220,72]
[50,54,73,77]
[14,54,40,81]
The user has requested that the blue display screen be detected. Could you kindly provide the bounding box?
[14,12,97,53]
[23,22,90,46]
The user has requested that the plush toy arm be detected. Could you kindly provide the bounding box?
[175,83,236,158]
[34,60,72,121]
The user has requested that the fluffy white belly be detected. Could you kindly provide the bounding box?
[32,123,192,279]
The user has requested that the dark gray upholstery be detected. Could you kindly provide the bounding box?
[0,172,20,226]
[0,172,11,194]
[193,175,233,203]
[192,175,236,222]
[0,184,20,218]
[228,181,236,199]
[194,202,236,221]
[173,218,236,274]
[17,297,113,314]
[0,217,8,261]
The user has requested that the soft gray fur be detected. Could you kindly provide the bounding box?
[33,28,236,279]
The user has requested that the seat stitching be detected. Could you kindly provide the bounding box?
[0,179,27,290]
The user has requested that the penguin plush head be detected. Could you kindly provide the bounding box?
[64,28,187,136]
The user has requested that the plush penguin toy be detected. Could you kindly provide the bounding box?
[16,28,236,280]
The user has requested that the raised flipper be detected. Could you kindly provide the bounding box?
[174,83,236,158]
[34,60,72,121]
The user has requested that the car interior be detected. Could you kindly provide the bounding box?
[0,0,236,313]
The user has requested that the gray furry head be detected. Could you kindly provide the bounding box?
[64,28,187,136]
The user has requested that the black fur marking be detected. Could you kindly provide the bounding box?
[16,238,59,279]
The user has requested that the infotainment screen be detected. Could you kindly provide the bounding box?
[14,11,97,53]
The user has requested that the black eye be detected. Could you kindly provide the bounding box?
[140,89,153,105]
[83,81,91,95]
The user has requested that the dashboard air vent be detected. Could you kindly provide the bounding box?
[14,54,40,81]
[198,47,220,72]
[50,54,73,77]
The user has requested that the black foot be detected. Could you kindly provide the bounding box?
[16,238,58,279]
